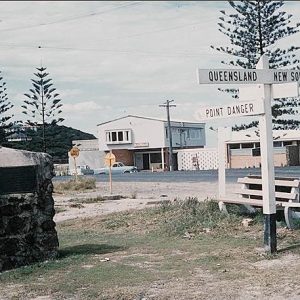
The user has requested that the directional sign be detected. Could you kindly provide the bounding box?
[198,68,300,85]
[104,152,116,167]
[195,100,264,121]
[239,82,299,101]
[69,146,80,158]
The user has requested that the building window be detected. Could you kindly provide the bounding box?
[118,131,123,141]
[188,129,201,139]
[273,141,282,147]
[229,143,240,149]
[106,132,111,142]
[241,143,254,149]
[283,141,293,146]
[106,130,132,144]
[150,153,161,163]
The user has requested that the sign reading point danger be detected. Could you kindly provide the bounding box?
[195,100,264,121]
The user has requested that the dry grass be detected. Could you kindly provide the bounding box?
[54,178,96,192]
[2,199,300,299]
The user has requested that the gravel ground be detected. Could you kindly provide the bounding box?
[53,181,239,223]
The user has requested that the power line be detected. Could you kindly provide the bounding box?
[0,43,214,58]
[98,20,213,42]
[0,2,142,33]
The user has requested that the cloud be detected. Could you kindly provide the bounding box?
[0,1,299,146]
[63,101,102,113]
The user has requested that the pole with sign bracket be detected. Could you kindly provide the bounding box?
[104,151,116,195]
[195,54,295,253]
[69,146,80,182]
[218,127,231,213]
[256,55,277,253]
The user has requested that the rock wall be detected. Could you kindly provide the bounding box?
[0,147,59,272]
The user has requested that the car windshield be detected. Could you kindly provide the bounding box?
[112,162,125,167]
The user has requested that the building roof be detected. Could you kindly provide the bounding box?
[227,129,300,143]
[97,115,205,126]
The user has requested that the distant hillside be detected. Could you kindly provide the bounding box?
[3,125,96,163]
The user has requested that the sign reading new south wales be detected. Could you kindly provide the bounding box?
[198,69,300,84]
[195,100,264,120]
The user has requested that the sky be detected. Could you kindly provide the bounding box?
[1,1,300,146]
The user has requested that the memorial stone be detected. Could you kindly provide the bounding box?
[0,147,59,272]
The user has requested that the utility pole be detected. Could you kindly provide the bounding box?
[159,100,176,171]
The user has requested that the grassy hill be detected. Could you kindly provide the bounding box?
[3,125,96,163]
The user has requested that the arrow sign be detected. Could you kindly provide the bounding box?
[239,82,299,101]
[198,69,300,85]
[194,100,264,121]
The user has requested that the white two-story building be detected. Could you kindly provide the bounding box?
[97,115,206,170]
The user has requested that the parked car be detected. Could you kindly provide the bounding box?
[69,165,94,175]
[94,162,138,175]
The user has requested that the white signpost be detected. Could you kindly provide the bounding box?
[217,127,231,214]
[195,100,264,121]
[198,68,300,85]
[197,55,298,253]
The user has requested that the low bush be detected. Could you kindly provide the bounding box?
[156,197,243,236]
[70,196,105,204]
[54,178,96,192]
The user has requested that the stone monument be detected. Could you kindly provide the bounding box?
[0,147,59,271]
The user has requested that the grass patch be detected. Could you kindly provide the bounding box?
[155,197,243,236]
[54,178,96,192]
[70,196,105,204]
[2,198,300,299]
[55,206,68,214]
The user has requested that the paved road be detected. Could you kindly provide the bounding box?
[53,166,300,183]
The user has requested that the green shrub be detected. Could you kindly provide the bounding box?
[156,198,242,236]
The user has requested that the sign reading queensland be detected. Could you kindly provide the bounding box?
[198,69,300,85]
[195,100,264,121]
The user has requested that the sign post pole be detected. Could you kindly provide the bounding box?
[104,151,116,195]
[109,151,113,195]
[257,55,277,253]
[197,53,286,253]
[218,127,226,198]
[73,157,78,182]
[218,127,231,212]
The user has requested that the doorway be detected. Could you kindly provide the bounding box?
[143,154,150,170]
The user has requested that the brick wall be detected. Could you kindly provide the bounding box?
[111,149,134,165]
[230,153,287,168]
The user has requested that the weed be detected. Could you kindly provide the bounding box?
[155,197,242,236]
[262,252,279,260]
[70,196,105,204]
[55,206,67,214]
[54,178,96,192]
[131,191,137,199]
[103,215,130,230]
[69,203,84,209]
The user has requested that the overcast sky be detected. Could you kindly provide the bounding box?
[1,1,300,146]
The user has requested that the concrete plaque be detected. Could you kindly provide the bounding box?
[0,166,37,194]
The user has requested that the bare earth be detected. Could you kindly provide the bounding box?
[54,181,238,223]
[2,181,300,299]
[51,181,300,300]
